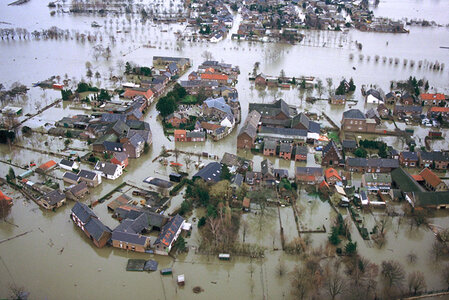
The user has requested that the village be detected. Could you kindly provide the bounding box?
[1,0,449,298]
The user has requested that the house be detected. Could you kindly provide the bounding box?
[111,152,129,169]
[295,167,323,184]
[263,140,277,156]
[293,145,308,161]
[154,214,185,255]
[65,181,89,200]
[346,158,399,173]
[94,161,123,180]
[174,129,187,142]
[245,171,262,186]
[124,134,145,158]
[203,97,233,120]
[36,160,57,174]
[342,140,357,153]
[193,162,222,183]
[341,109,376,133]
[321,140,343,166]
[123,87,154,102]
[78,170,102,187]
[330,95,346,105]
[419,168,448,191]
[59,159,79,171]
[418,151,449,169]
[400,93,415,105]
[186,131,206,142]
[385,92,397,105]
[39,190,66,210]
[420,93,445,106]
[249,99,291,120]
[325,168,341,185]
[237,110,261,149]
[393,105,422,118]
[63,172,80,185]
[362,173,392,193]
[399,151,418,167]
[166,112,188,128]
[279,143,292,160]
[111,213,151,253]
[71,202,111,248]
[261,159,275,181]
[365,89,383,104]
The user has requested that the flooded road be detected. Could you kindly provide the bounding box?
[1,0,449,298]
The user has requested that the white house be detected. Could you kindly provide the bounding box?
[94,161,123,180]
[59,159,80,171]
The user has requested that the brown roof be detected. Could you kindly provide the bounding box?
[419,168,442,188]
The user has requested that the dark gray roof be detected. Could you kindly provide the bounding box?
[193,162,222,183]
[71,201,97,223]
[279,143,292,153]
[78,170,98,181]
[295,167,323,176]
[69,181,88,195]
[259,126,307,137]
[94,161,120,176]
[400,151,418,160]
[111,230,148,246]
[238,110,261,139]
[101,114,126,123]
[154,214,185,247]
[84,217,111,242]
[60,159,75,168]
[293,145,308,156]
[103,141,125,152]
[342,140,357,149]
[43,190,65,205]
[346,158,399,169]
[249,99,290,118]
[63,172,80,182]
[343,109,366,120]
[264,139,277,150]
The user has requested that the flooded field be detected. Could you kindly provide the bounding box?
[1,0,449,298]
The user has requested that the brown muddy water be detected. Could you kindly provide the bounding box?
[1,0,449,298]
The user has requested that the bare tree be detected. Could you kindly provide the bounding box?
[407,271,426,295]
[381,260,405,289]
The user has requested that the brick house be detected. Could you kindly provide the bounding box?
[279,143,292,160]
[419,168,448,191]
[293,145,308,161]
[399,151,418,167]
[263,140,277,156]
[420,93,446,106]
[321,141,343,166]
[237,110,261,149]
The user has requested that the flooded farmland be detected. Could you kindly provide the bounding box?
[1,0,449,299]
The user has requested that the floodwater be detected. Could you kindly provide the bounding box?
[1,0,449,298]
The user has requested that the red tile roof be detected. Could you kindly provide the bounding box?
[420,93,445,100]
[325,168,342,181]
[419,168,442,188]
[38,160,57,170]
[429,107,449,113]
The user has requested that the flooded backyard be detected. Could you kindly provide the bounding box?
[1,0,449,298]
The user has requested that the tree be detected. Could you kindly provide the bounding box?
[316,79,324,98]
[354,147,367,158]
[381,260,405,288]
[220,164,231,181]
[156,96,177,117]
[407,271,426,295]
